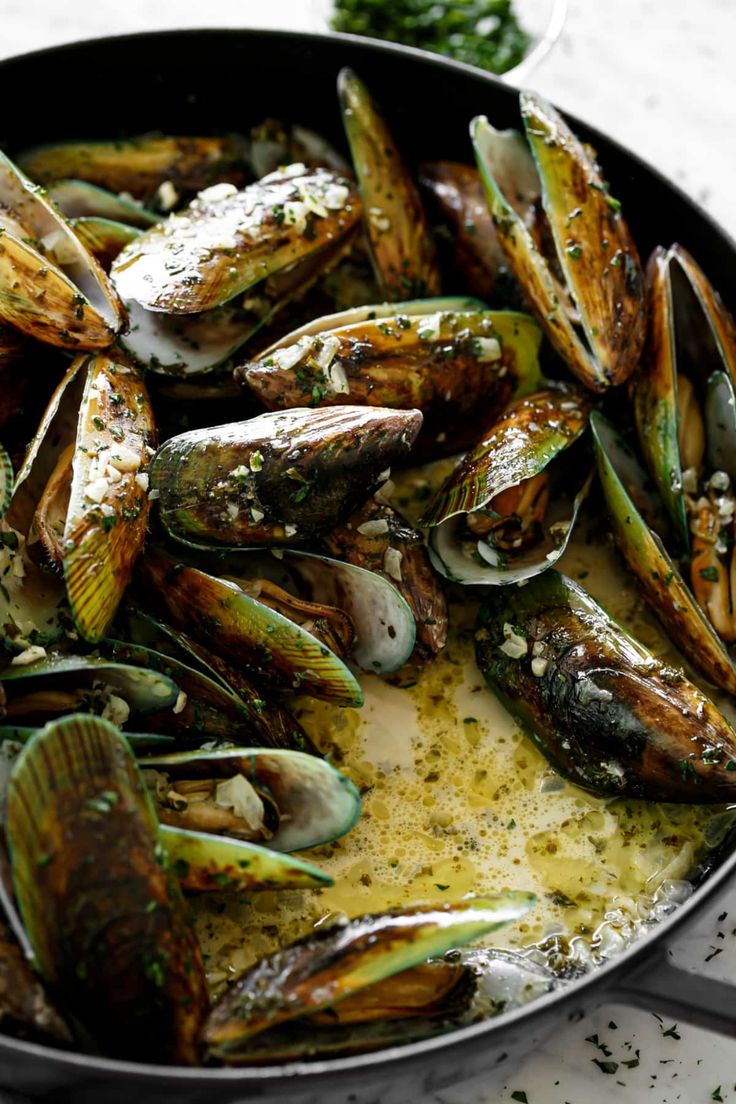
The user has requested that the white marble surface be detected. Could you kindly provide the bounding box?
[1,0,736,1101]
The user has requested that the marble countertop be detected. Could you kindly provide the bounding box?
[1,0,736,1100]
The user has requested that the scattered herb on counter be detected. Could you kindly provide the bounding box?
[330,0,531,76]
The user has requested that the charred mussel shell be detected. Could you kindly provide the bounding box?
[5,714,208,1063]
[424,386,594,585]
[149,405,422,549]
[475,569,736,801]
[472,94,646,392]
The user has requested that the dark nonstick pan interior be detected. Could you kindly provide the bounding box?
[0,27,735,1104]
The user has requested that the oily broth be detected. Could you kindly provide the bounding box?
[192,464,733,992]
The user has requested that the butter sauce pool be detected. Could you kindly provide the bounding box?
[193,463,733,995]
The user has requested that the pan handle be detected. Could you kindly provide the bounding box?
[611,953,736,1036]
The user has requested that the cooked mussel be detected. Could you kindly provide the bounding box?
[138,546,364,706]
[71,217,141,271]
[4,351,155,642]
[140,745,360,852]
[240,306,543,426]
[48,179,160,226]
[472,94,646,392]
[324,495,448,660]
[200,961,475,1062]
[18,134,251,205]
[112,608,316,753]
[187,547,417,675]
[475,569,736,800]
[338,69,441,300]
[424,386,594,584]
[111,165,361,315]
[204,893,535,1060]
[6,714,208,1062]
[0,653,178,726]
[0,148,123,348]
[592,412,736,696]
[149,405,422,548]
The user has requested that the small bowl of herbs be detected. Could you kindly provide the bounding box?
[317,0,567,81]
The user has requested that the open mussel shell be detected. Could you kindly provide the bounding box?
[194,548,417,675]
[0,148,123,348]
[424,386,594,585]
[62,353,155,642]
[241,307,543,419]
[204,893,535,1058]
[48,179,160,226]
[111,166,361,315]
[113,608,316,753]
[203,961,474,1063]
[6,714,208,1063]
[159,825,332,893]
[71,217,141,271]
[324,495,448,661]
[0,725,174,750]
[591,412,736,696]
[0,444,11,517]
[0,653,178,724]
[338,69,441,301]
[17,134,251,205]
[141,745,361,851]
[634,243,736,547]
[149,405,422,548]
[472,96,646,393]
[138,546,364,707]
[475,569,736,801]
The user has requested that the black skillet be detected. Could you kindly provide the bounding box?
[0,27,735,1104]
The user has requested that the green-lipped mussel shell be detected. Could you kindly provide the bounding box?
[48,179,160,226]
[64,352,155,642]
[141,745,361,851]
[111,166,361,314]
[149,405,422,548]
[520,91,646,389]
[0,725,174,750]
[190,548,417,675]
[71,217,140,271]
[138,546,364,706]
[0,149,123,348]
[104,636,255,741]
[0,445,11,517]
[118,222,357,377]
[0,654,178,723]
[159,825,332,893]
[242,309,543,417]
[324,496,448,661]
[338,69,441,301]
[202,961,474,1063]
[634,244,736,547]
[422,386,593,526]
[18,134,251,204]
[472,109,645,393]
[112,608,316,753]
[204,893,535,1056]
[5,714,207,1063]
[475,570,736,801]
[591,412,736,696]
